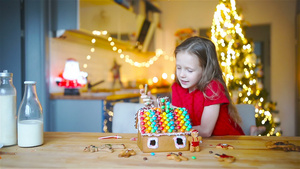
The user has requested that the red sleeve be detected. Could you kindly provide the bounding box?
[204,80,229,106]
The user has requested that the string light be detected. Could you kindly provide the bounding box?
[91,30,169,68]
[162,73,168,79]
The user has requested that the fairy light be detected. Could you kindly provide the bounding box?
[86,55,91,60]
[91,30,166,68]
[171,74,175,80]
[153,77,158,83]
[162,73,167,79]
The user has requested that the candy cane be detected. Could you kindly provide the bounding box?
[98,135,122,140]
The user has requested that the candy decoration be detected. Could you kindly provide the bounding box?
[138,97,192,135]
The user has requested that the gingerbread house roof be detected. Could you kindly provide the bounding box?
[136,97,192,136]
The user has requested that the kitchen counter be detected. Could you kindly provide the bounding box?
[1,132,300,168]
[50,88,171,100]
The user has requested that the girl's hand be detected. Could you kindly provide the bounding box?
[140,88,154,106]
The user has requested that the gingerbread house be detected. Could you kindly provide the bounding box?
[135,97,193,153]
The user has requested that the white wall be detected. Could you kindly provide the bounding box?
[157,0,297,136]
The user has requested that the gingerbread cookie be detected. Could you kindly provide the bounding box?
[166,152,189,162]
[84,145,113,153]
[215,153,236,163]
[118,149,136,158]
[266,141,300,152]
[188,129,202,152]
[216,143,234,149]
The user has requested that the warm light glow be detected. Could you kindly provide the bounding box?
[156,49,163,56]
[171,74,175,80]
[153,77,158,83]
[102,30,107,35]
[86,55,91,60]
[162,73,167,79]
[148,79,153,85]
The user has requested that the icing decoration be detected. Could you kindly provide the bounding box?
[173,136,187,149]
[147,137,159,149]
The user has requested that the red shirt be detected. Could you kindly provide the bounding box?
[171,81,244,136]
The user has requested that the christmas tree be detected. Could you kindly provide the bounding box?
[210,0,281,136]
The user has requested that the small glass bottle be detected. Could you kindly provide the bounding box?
[18,81,43,147]
[0,70,17,146]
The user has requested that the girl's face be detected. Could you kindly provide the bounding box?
[176,51,203,93]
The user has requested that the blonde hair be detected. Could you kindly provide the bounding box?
[174,36,242,124]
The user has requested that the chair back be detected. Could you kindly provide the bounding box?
[112,102,144,133]
[236,104,256,135]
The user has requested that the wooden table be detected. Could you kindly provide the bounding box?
[1,132,299,168]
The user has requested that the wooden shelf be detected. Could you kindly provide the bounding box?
[58,29,156,57]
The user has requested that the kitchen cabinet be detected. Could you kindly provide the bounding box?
[49,88,170,133]
[51,0,161,52]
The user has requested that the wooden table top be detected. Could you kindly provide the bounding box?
[1,132,299,168]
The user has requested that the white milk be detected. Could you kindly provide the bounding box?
[0,95,17,146]
[18,120,43,147]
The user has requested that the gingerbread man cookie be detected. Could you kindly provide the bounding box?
[266,141,300,152]
[215,153,236,163]
[216,143,234,149]
[188,129,202,152]
[118,149,136,158]
[84,145,114,153]
[166,152,189,162]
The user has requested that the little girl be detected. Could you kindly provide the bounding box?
[141,36,244,137]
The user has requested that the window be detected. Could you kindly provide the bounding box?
[147,137,158,149]
[173,136,186,149]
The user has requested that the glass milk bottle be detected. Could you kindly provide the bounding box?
[0,70,17,146]
[18,81,43,147]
